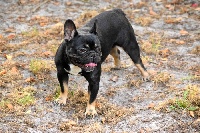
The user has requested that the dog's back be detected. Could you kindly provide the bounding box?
[82,9,136,61]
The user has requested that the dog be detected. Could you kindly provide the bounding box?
[55,9,149,116]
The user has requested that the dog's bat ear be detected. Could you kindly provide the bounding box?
[64,19,78,41]
[89,19,98,35]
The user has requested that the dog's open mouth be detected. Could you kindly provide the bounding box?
[72,60,97,72]
[83,63,97,72]
[69,55,100,72]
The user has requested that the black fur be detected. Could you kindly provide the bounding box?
[55,9,148,110]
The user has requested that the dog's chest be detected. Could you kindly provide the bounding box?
[65,64,82,75]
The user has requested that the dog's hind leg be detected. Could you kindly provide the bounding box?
[122,41,149,81]
[110,46,121,69]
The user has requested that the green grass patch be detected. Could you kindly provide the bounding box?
[17,93,35,106]
[30,59,52,74]
[22,27,39,37]
[0,86,36,110]
[170,85,199,111]
[17,86,36,106]
[181,75,200,81]
[53,86,61,100]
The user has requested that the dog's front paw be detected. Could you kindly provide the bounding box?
[85,104,97,118]
[54,97,67,106]
[85,108,97,118]
[54,97,66,105]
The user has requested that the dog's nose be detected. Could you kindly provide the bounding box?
[89,53,96,62]
[90,56,94,62]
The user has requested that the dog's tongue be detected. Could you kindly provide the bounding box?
[85,63,97,67]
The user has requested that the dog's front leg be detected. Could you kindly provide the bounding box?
[85,82,99,117]
[55,67,69,105]
[83,65,101,117]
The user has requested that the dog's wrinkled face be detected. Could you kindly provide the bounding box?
[67,35,101,72]
[64,19,101,72]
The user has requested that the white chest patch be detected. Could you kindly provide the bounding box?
[65,64,82,75]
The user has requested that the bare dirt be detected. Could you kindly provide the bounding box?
[0,0,200,132]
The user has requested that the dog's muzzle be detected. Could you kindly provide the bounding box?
[69,52,101,72]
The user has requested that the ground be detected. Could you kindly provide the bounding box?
[0,0,200,132]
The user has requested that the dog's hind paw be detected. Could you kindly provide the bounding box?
[142,75,150,82]
[141,71,150,82]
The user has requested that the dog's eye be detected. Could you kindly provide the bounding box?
[85,44,89,48]
[78,48,87,54]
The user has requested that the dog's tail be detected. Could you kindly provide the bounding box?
[113,8,126,16]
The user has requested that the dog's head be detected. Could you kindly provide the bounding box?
[64,19,101,72]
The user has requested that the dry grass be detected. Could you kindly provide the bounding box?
[21,22,63,46]
[53,89,134,127]
[141,33,164,55]
[164,17,182,24]
[0,86,36,112]
[60,121,104,132]
[141,56,152,65]
[129,79,143,88]
[43,22,63,38]
[186,85,200,107]
[169,85,200,114]
[0,34,29,52]
[46,39,61,55]
[181,75,200,82]
[154,99,175,112]
[190,45,200,55]
[0,35,7,52]
[151,72,171,87]
[155,85,200,116]
[29,59,53,74]
[135,1,147,8]
[134,16,153,26]
[22,27,39,38]
[74,10,99,28]
[101,64,113,72]
[159,48,172,58]
[0,60,23,87]
[16,86,36,106]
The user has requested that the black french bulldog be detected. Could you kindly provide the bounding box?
[55,9,149,116]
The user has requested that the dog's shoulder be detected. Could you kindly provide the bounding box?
[55,40,68,64]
